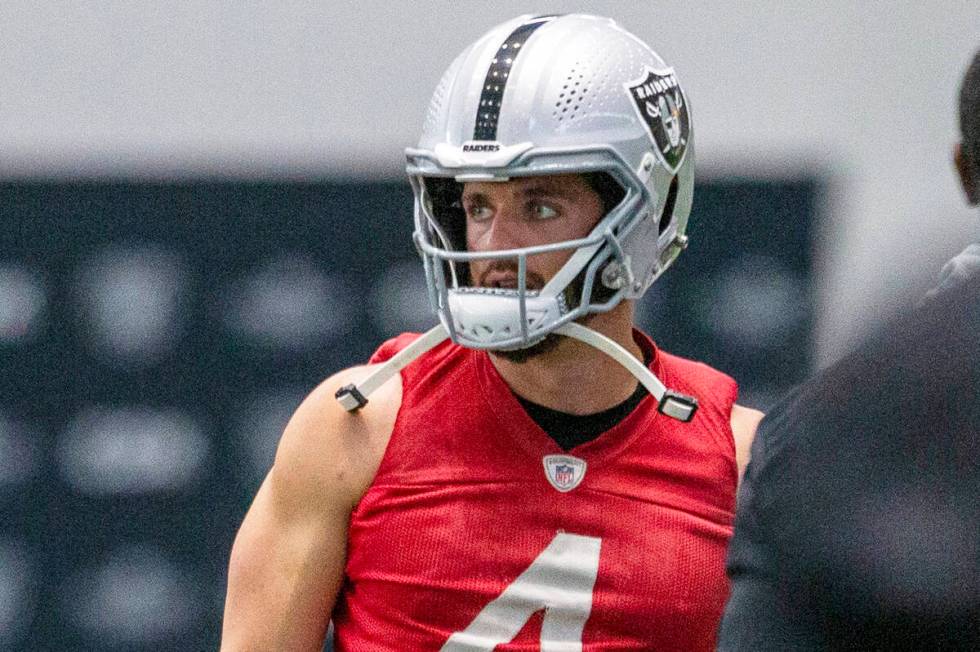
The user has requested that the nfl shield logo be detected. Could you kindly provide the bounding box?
[555,464,574,487]
[543,454,587,493]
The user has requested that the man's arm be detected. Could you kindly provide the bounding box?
[221,366,400,651]
[730,404,764,482]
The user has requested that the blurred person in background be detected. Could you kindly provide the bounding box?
[718,48,980,650]
[222,13,763,651]
[933,49,980,295]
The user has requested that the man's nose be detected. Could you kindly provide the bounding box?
[483,207,523,251]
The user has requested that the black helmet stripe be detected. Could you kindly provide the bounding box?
[473,15,560,141]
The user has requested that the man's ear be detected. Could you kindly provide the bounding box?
[954,142,979,206]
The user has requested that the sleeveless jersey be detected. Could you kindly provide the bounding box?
[332,330,739,651]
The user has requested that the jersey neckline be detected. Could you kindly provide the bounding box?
[472,328,670,463]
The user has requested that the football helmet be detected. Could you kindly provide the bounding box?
[338,13,699,421]
[407,13,694,351]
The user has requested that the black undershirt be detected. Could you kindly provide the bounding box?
[514,349,653,451]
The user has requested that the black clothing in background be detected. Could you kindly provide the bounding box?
[719,274,980,650]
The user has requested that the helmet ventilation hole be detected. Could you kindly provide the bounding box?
[554,63,595,123]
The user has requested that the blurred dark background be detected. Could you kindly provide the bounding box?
[1,177,816,650]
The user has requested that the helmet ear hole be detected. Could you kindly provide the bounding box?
[582,172,626,217]
[658,176,679,235]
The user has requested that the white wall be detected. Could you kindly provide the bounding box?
[2,1,977,363]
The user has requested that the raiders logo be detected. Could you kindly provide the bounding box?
[624,67,690,174]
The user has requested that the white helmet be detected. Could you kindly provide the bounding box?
[407,13,694,351]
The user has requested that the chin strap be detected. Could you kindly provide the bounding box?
[335,321,698,422]
[335,324,450,411]
[554,322,698,422]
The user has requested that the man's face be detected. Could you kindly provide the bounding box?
[461,174,604,291]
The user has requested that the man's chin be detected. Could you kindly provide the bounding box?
[490,333,563,364]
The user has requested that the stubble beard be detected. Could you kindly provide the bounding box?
[473,261,602,364]
[489,279,590,365]
[468,261,558,364]
[491,333,564,364]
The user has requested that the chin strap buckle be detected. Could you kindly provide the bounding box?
[555,321,700,423]
[657,390,698,422]
[334,324,450,412]
[335,384,369,412]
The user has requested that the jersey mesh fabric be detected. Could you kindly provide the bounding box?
[332,330,739,651]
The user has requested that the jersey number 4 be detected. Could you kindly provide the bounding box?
[440,533,602,651]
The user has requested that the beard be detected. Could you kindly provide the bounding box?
[473,260,558,363]
[473,258,618,363]
[491,332,564,363]
[488,277,589,364]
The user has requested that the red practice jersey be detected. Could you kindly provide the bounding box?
[332,330,739,651]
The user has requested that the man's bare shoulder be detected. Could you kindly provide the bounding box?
[731,403,764,482]
[222,365,401,649]
[270,364,403,511]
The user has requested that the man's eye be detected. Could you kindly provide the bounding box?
[467,205,493,221]
[532,203,559,220]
